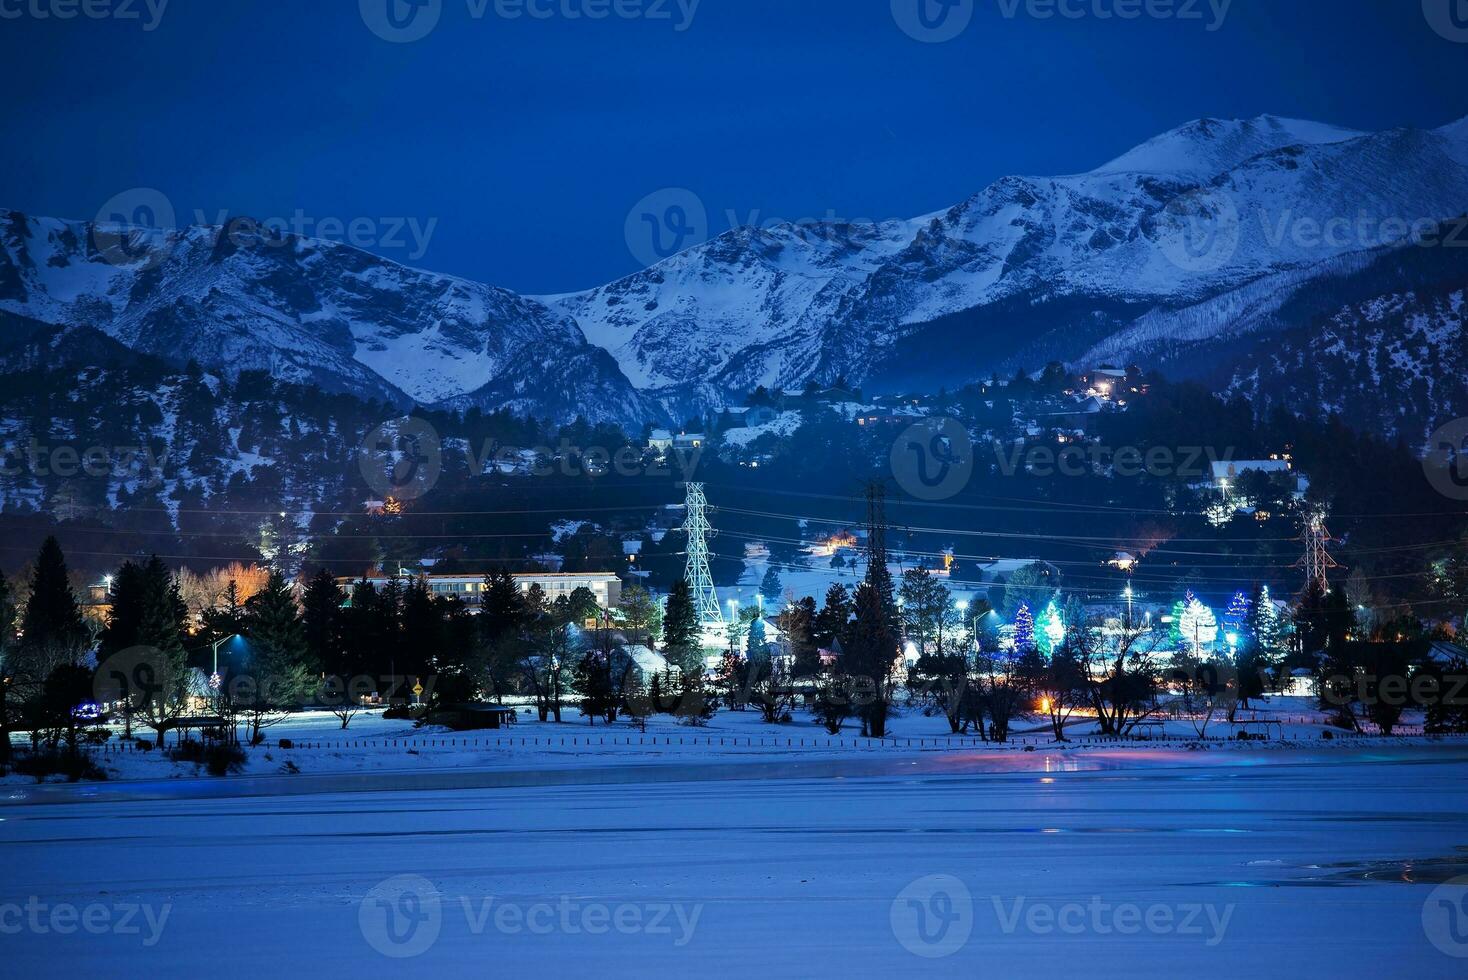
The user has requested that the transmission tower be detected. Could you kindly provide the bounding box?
[864,481,898,621]
[681,482,725,625]
[1296,509,1342,595]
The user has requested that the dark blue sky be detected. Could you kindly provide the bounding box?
[4,0,1466,293]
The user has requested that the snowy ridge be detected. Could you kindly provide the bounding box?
[0,210,656,426]
[4,112,1468,426]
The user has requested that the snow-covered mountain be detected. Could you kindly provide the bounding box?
[1212,227,1468,448]
[0,210,654,426]
[549,113,1468,414]
[3,112,1466,431]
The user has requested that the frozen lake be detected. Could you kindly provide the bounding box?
[4,745,1468,977]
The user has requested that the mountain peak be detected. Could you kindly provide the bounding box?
[1091,114,1364,178]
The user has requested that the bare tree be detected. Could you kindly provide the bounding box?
[1074,617,1166,737]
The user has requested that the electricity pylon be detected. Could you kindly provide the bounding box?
[681,482,724,625]
[1296,508,1342,594]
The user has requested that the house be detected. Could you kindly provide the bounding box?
[673,432,706,452]
[647,428,674,453]
[745,405,780,426]
[719,405,780,429]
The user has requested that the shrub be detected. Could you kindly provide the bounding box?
[13,749,106,783]
[168,739,247,776]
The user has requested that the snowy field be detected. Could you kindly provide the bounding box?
[4,744,1468,977]
[4,696,1447,785]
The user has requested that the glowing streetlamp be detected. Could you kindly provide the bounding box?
[210,633,241,688]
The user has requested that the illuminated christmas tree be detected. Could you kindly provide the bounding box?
[1179,597,1219,654]
[1013,602,1035,652]
[1036,599,1065,656]
[1224,590,1251,632]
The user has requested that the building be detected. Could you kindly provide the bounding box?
[339,572,623,610]
[719,405,780,429]
[647,428,674,453]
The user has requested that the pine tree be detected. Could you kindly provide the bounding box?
[845,582,899,738]
[814,583,853,650]
[0,570,17,765]
[1224,591,1252,632]
[1035,600,1064,657]
[19,537,88,679]
[240,571,313,745]
[618,584,659,647]
[786,596,821,677]
[745,615,767,658]
[133,556,189,750]
[759,567,784,606]
[302,569,346,675]
[1251,585,1287,660]
[1013,602,1035,653]
[662,580,701,674]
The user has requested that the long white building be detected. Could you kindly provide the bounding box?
[338,572,623,610]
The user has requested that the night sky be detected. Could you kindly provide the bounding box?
[4,0,1466,293]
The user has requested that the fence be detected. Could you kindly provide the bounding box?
[77,729,1468,755]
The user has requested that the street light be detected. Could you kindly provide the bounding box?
[210,633,241,688]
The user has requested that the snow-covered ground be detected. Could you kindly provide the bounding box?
[3,743,1467,977]
[5,696,1445,786]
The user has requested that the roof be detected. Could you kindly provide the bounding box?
[1428,641,1468,665]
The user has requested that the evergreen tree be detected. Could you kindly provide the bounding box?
[239,571,312,745]
[1224,591,1252,632]
[745,615,767,658]
[785,596,821,677]
[132,556,190,750]
[1013,602,1035,653]
[302,569,346,675]
[1035,599,1064,658]
[844,582,899,738]
[814,583,853,650]
[759,567,784,606]
[618,584,659,647]
[662,580,701,673]
[98,561,146,661]
[19,537,88,682]
[0,571,17,765]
